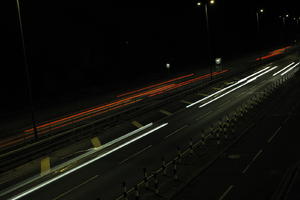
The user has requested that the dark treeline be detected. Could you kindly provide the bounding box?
[1,0,299,115]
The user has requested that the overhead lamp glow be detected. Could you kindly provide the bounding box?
[260,9,264,13]
[197,2,202,6]
[210,0,215,4]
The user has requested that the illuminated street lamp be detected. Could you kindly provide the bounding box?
[16,0,38,140]
[256,8,264,61]
[256,8,264,34]
[197,0,215,80]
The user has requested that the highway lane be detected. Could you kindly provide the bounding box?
[172,69,300,200]
[2,57,299,200]
[0,70,229,149]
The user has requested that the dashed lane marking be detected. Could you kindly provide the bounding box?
[219,185,234,200]
[196,111,212,121]
[212,87,222,91]
[198,93,209,97]
[268,127,281,143]
[119,145,152,164]
[180,100,193,105]
[52,175,99,200]
[159,109,173,116]
[164,125,189,139]
[242,149,263,174]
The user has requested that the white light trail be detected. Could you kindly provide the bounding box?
[273,62,295,76]
[186,66,271,108]
[281,62,300,76]
[199,66,278,108]
[8,123,168,200]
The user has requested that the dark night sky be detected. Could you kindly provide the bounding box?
[1,0,300,115]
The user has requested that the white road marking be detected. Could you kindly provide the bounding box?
[119,145,152,164]
[196,111,212,121]
[252,149,263,161]
[219,185,234,200]
[164,125,188,139]
[268,127,281,143]
[217,100,231,109]
[199,67,278,108]
[159,109,173,116]
[198,93,209,97]
[180,100,193,105]
[8,123,168,200]
[52,175,99,200]
[284,116,291,124]
[242,149,263,174]
[187,66,271,108]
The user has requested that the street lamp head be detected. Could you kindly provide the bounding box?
[260,9,264,13]
[210,0,215,4]
[197,2,202,6]
[286,14,289,18]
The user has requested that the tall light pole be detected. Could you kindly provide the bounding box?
[279,14,289,44]
[256,9,264,34]
[197,0,215,80]
[16,0,39,140]
[256,8,264,61]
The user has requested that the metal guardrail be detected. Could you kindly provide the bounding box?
[111,70,298,200]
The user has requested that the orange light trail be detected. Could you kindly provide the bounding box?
[18,70,229,143]
[116,73,195,98]
[256,46,292,61]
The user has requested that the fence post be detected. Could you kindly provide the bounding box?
[143,168,149,188]
[177,147,182,163]
[135,185,140,200]
[122,181,128,200]
[154,172,159,195]
[189,138,194,155]
[162,157,167,175]
[173,160,178,181]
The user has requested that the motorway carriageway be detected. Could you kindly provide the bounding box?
[0,70,228,149]
[2,57,299,200]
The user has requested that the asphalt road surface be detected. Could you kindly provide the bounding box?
[173,63,300,200]
[2,56,299,200]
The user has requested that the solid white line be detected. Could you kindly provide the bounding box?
[273,62,295,76]
[252,149,263,162]
[119,145,152,164]
[268,127,281,143]
[164,125,188,139]
[8,123,168,200]
[219,185,234,200]
[52,175,99,200]
[186,67,271,108]
[199,67,278,108]
[242,149,263,174]
[1,123,154,198]
[242,164,251,174]
[281,62,300,76]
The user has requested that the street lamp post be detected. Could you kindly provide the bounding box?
[280,14,289,44]
[16,0,39,140]
[197,0,215,80]
[256,9,264,61]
